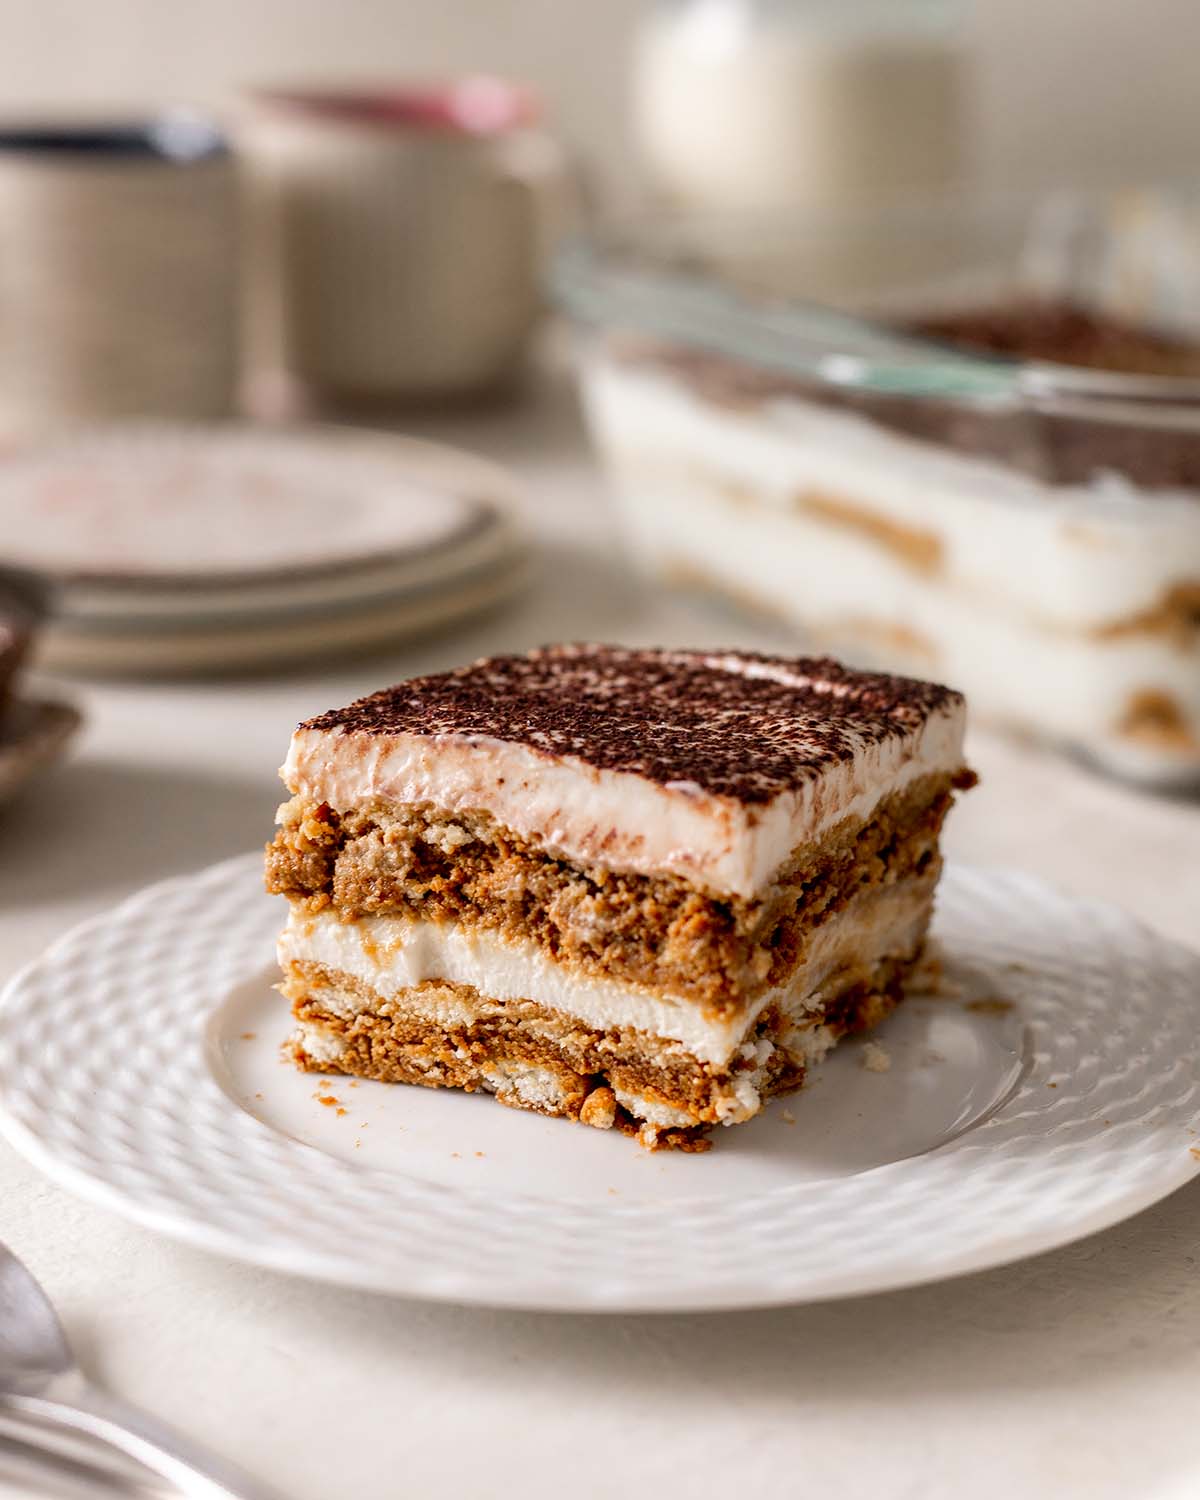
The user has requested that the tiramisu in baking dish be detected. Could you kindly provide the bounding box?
[557,193,1200,786]
[266,645,974,1149]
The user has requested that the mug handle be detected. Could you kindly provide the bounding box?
[496,130,592,295]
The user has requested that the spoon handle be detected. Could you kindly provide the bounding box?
[1,1382,287,1500]
[0,1406,171,1495]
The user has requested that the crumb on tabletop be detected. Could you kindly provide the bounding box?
[336,1107,347,1116]
[474,1151,485,1158]
[780,1108,796,1125]
[240,1032,257,1041]
[861,1040,891,1073]
[317,1093,339,1107]
[1190,1146,1200,1161]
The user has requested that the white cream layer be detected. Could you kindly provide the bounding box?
[582,356,1200,778]
[279,880,931,1069]
[283,659,963,900]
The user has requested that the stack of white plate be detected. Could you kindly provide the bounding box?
[0,422,528,673]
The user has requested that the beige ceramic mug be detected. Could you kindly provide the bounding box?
[239,78,579,401]
[0,116,239,430]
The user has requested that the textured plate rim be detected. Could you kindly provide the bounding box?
[0,854,1197,1313]
[2,1082,1197,1314]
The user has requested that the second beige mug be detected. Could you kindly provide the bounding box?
[240,77,578,402]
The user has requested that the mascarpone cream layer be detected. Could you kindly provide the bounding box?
[279,879,932,1067]
[283,666,963,899]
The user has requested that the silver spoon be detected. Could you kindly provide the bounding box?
[0,1239,288,1500]
[1,1419,172,1499]
[2,1404,180,1496]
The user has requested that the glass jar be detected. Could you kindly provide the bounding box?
[634,0,968,215]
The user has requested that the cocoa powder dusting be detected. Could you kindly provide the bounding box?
[299,645,961,805]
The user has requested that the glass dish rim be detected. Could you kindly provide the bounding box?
[552,184,1200,414]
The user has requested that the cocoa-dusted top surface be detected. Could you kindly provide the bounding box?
[299,645,963,805]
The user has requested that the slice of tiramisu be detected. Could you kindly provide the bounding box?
[266,645,974,1149]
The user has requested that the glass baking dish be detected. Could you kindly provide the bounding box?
[554,187,1200,788]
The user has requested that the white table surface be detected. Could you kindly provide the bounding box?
[2,370,1199,1500]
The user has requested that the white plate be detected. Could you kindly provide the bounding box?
[0,423,529,673]
[0,423,512,590]
[40,548,530,676]
[0,854,1197,1311]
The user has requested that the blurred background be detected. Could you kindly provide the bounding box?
[7,0,1200,196]
[0,0,1197,918]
